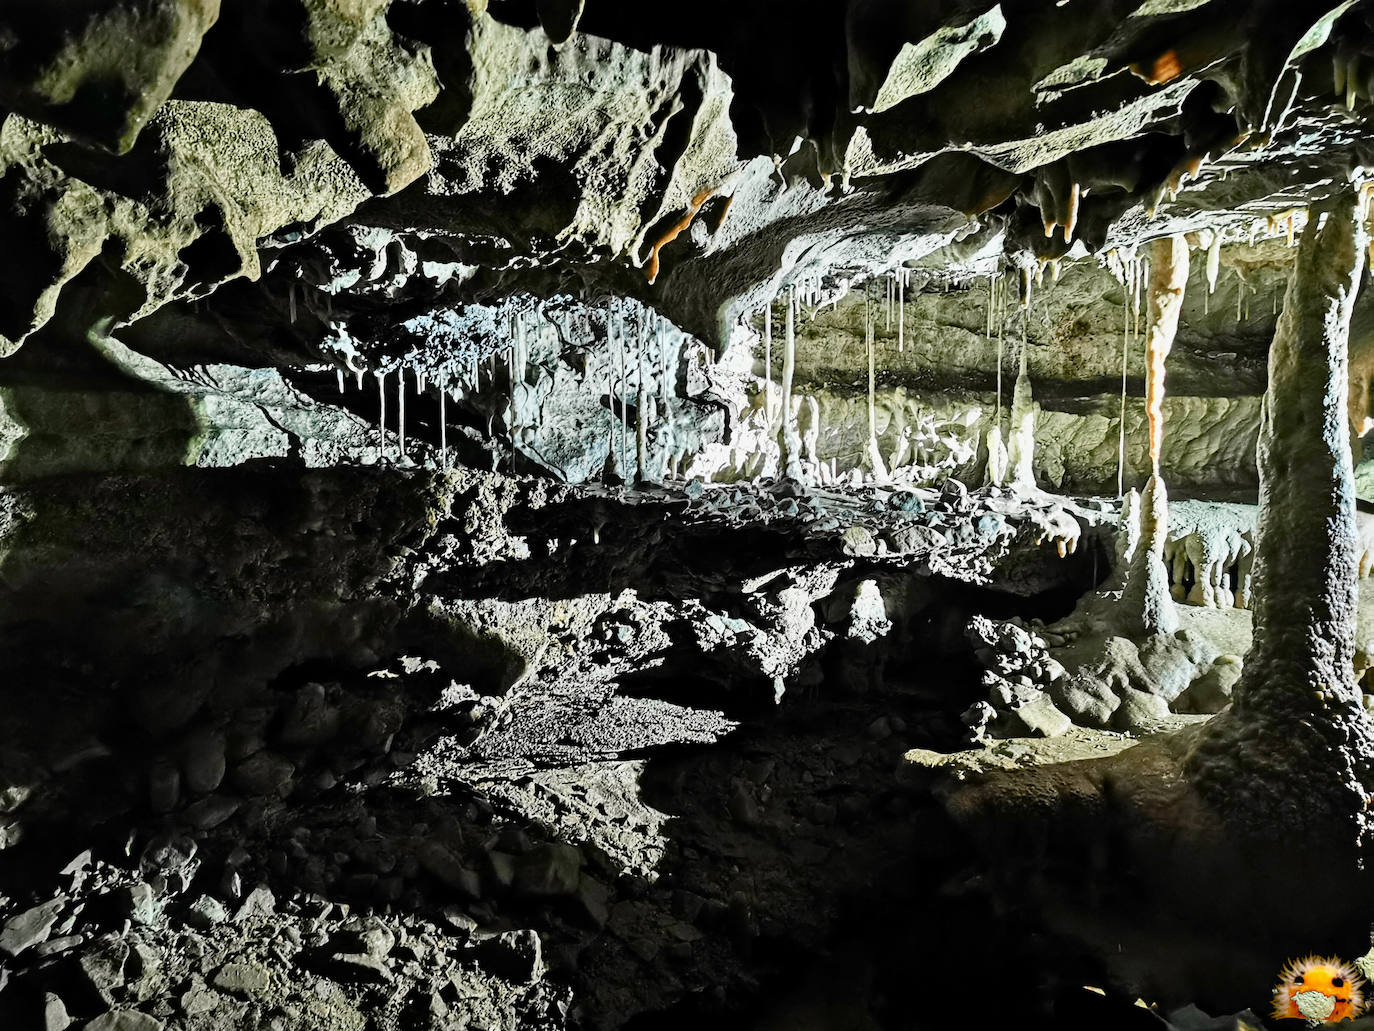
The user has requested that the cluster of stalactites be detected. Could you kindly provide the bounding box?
[758,268,913,487]
[603,308,683,485]
[319,302,684,485]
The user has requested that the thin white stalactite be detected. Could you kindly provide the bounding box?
[636,319,648,485]
[376,371,387,458]
[618,316,629,472]
[764,301,773,425]
[439,389,448,470]
[1119,259,1131,497]
[898,270,905,353]
[607,318,616,482]
[397,365,406,458]
[780,285,800,479]
[995,272,1004,426]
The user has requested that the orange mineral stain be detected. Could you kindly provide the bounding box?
[1145,235,1189,473]
[645,186,718,285]
[1146,50,1182,84]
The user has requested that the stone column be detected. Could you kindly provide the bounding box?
[1186,189,1374,845]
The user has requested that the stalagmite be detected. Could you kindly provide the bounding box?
[1121,234,1188,637]
[779,286,802,480]
[1006,340,1036,490]
[1186,187,1373,849]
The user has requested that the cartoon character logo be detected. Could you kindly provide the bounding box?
[1272,955,1366,1023]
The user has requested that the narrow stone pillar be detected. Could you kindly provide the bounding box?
[1006,344,1035,489]
[1121,236,1187,635]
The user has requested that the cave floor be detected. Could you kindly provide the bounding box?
[0,475,1295,1030]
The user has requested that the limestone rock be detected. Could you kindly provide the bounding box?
[0,897,63,957]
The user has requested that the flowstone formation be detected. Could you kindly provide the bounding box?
[7,3,1374,1031]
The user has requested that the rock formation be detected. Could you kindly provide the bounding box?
[5,3,1374,1029]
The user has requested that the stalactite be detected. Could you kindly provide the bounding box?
[1206,229,1222,294]
[376,370,387,458]
[864,287,889,483]
[1006,340,1036,490]
[439,389,448,470]
[645,184,719,284]
[898,269,905,353]
[355,370,363,390]
[1145,236,1188,475]
[397,365,406,457]
[1063,181,1080,243]
[336,369,344,394]
[986,275,1009,489]
[507,341,517,474]
[763,299,773,425]
[1118,259,1131,497]
[779,285,802,480]
[616,314,628,472]
[1018,266,1032,309]
[994,273,1003,426]
[1121,235,1189,637]
[636,318,648,485]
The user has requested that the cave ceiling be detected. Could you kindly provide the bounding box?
[1,0,1371,372]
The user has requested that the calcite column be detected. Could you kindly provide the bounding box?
[1186,189,1374,844]
[1005,345,1035,489]
[1120,235,1187,636]
[779,288,804,481]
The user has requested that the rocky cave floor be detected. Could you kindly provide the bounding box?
[0,470,1306,1031]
